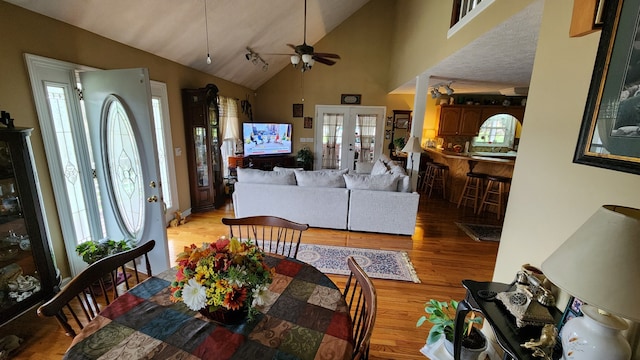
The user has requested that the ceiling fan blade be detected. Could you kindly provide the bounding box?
[286,44,297,51]
[313,56,337,66]
[313,53,341,59]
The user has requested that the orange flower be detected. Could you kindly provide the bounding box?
[223,287,247,310]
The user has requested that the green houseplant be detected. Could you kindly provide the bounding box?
[417,299,486,359]
[75,239,133,265]
[296,147,314,170]
[393,137,406,152]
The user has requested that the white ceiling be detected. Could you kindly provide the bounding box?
[6,0,543,94]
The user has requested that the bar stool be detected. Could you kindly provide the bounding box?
[457,172,488,213]
[477,175,512,219]
[424,162,448,199]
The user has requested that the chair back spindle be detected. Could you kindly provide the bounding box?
[344,256,377,360]
[38,240,156,338]
[222,216,309,258]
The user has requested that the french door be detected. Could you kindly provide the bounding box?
[314,106,386,171]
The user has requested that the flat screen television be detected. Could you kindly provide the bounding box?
[242,123,293,157]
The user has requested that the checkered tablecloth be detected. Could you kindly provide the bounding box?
[64,255,353,360]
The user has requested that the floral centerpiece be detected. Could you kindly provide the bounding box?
[170,236,274,321]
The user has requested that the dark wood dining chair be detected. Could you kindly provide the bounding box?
[222,216,309,258]
[37,240,156,338]
[344,256,377,360]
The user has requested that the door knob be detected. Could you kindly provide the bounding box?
[147,195,158,202]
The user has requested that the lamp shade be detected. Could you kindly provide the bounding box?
[541,205,640,323]
[401,136,422,153]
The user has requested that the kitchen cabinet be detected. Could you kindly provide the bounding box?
[182,84,225,212]
[438,105,526,136]
[437,105,482,136]
[0,127,60,325]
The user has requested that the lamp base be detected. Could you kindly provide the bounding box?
[560,305,631,360]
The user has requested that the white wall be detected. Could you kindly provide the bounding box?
[494,0,640,355]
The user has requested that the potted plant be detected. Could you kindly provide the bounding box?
[417,299,487,360]
[75,239,133,265]
[393,137,406,152]
[296,147,314,170]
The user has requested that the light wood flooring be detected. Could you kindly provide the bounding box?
[1,195,501,359]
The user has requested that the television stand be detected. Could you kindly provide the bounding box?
[245,155,296,171]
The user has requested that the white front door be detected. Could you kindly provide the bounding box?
[80,68,170,273]
[315,106,386,171]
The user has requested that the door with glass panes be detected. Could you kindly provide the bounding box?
[314,106,385,171]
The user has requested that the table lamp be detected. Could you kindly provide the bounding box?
[401,136,423,181]
[541,205,640,360]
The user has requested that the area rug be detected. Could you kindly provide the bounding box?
[295,243,420,283]
[455,222,502,242]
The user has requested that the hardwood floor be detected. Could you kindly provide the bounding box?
[1,195,501,359]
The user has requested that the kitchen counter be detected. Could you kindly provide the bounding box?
[423,148,515,209]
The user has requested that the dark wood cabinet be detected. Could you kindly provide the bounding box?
[437,105,482,136]
[0,127,60,324]
[182,84,225,212]
[245,155,296,171]
[438,105,526,136]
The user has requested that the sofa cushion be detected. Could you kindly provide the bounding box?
[355,161,375,174]
[343,174,400,192]
[236,167,296,185]
[397,175,411,192]
[273,166,303,175]
[388,162,407,176]
[294,169,346,188]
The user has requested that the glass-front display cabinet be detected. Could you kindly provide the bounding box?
[182,84,224,212]
[0,127,59,324]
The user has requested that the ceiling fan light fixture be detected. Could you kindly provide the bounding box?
[291,55,300,66]
[301,54,313,64]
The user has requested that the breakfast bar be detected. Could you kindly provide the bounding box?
[424,148,515,207]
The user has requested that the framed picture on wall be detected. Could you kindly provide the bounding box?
[293,103,303,118]
[574,0,640,175]
[304,116,313,129]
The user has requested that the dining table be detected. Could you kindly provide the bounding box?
[63,254,354,360]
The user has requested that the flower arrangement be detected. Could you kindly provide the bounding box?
[170,236,274,320]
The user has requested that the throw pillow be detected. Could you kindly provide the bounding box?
[388,162,407,176]
[236,167,296,185]
[343,174,400,192]
[294,169,346,188]
[370,159,389,176]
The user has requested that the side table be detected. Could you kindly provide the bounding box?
[453,280,562,360]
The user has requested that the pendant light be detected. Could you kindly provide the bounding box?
[204,0,211,64]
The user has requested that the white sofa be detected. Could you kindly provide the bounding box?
[232,158,420,235]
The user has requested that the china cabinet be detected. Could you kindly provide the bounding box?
[182,84,225,212]
[0,127,60,325]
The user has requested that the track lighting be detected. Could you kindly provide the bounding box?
[244,47,269,72]
[430,81,455,98]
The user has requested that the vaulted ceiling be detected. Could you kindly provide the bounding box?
[6,0,543,94]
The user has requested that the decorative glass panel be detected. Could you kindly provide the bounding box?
[45,84,93,244]
[194,127,209,186]
[105,98,144,237]
[321,113,344,169]
[355,114,377,164]
[152,97,172,209]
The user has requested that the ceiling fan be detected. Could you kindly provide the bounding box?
[285,0,341,72]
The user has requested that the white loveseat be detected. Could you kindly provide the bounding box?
[232,157,420,235]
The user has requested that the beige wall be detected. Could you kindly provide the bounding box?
[497,1,640,354]
[0,1,252,277]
